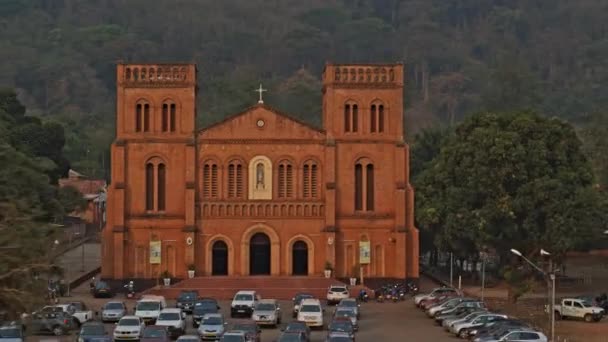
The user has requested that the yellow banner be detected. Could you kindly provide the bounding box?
[359,241,370,264]
[149,240,161,264]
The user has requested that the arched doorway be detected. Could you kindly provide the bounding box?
[211,241,228,275]
[249,233,271,275]
[292,241,308,275]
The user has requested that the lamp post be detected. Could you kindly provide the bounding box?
[511,248,555,342]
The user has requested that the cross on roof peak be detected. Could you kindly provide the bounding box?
[254,84,267,104]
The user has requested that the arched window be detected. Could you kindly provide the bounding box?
[378,105,384,133]
[227,160,244,198]
[355,159,374,211]
[277,161,294,198]
[170,104,176,132]
[157,163,166,211]
[162,104,169,132]
[370,102,385,133]
[143,103,150,132]
[303,161,318,198]
[136,104,142,132]
[344,102,358,133]
[145,163,154,210]
[203,162,219,198]
[370,104,377,133]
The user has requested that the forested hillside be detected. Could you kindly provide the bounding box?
[1,0,607,178]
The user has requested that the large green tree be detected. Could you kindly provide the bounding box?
[416,112,608,264]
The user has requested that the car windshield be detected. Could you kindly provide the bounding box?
[300,305,321,313]
[465,313,483,322]
[221,335,245,342]
[178,338,200,342]
[231,323,256,332]
[0,328,22,338]
[329,321,353,333]
[119,318,140,326]
[235,294,253,301]
[179,292,197,301]
[255,303,276,311]
[580,301,593,307]
[136,301,160,311]
[194,303,217,314]
[104,302,124,310]
[158,312,181,320]
[328,337,352,342]
[81,325,106,335]
[143,328,167,338]
[330,287,346,292]
[286,322,307,331]
[279,333,303,342]
[95,281,108,289]
[339,300,357,307]
[335,310,355,318]
[202,316,223,325]
[295,294,313,303]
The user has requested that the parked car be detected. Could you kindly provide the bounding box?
[76,321,111,342]
[296,299,324,329]
[551,298,605,322]
[325,331,353,342]
[28,310,75,336]
[69,302,94,325]
[193,299,221,328]
[141,325,171,342]
[327,317,355,340]
[219,331,247,342]
[414,287,460,307]
[292,293,315,318]
[92,281,113,298]
[101,301,127,322]
[283,321,311,342]
[197,313,227,341]
[229,320,261,342]
[428,297,473,317]
[473,328,547,342]
[176,291,199,313]
[0,322,25,341]
[435,300,484,321]
[277,331,307,342]
[41,305,81,327]
[435,306,485,325]
[451,313,508,338]
[113,316,145,341]
[155,308,186,338]
[333,308,358,331]
[327,285,349,305]
[252,299,282,327]
[421,293,460,311]
[177,335,202,342]
[135,296,167,325]
[444,310,488,331]
[468,319,529,339]
[231,291,259,318]
[336,298,360,319]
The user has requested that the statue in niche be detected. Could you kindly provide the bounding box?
[256,163,265,189]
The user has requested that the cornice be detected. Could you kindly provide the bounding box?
[338,213,394,219]
[115,137,195,144]
[120,81,196,89]
[128,213,184,219]
[198,139,324,145]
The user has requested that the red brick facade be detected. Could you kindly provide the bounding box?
[101,63,419,280]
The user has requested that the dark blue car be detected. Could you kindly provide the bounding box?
[77,322,111,342]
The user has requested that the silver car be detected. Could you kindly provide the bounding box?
[251,299,282,327]
[197,313,227,341]
[334,308,358,331]
[337,298,360,318]
[101,301,127,322]
[177,335,202,342]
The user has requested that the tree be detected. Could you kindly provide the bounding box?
[416,112,608,293]
[58,185,87,216]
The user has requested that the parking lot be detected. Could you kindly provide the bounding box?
[26,281,459,341]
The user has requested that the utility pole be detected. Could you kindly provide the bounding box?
[450,252,454,287]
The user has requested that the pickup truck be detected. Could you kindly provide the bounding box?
[41,302,93,326]
[550,298,605,322]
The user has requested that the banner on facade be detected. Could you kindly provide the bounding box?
[149,240,161,264]
[359,241,370,264]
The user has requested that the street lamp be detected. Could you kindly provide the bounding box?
[511,248,555,342]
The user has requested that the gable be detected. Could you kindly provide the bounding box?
[197,104,325,141]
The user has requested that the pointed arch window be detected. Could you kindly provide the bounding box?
[162,104,169,132]
[136,104,143,132]
[355,159,374,211]
[162,101,177,133]
[203,161,219,198]
[227,160,244,198]
[344,102,359,133]
[170,104,176,132]
[143,104,150,132]
[277,160,294,198]
[303,160,319,198]
[145,159,167,212]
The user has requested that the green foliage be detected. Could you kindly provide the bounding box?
[416,111,608,262]
[57,185,87,215]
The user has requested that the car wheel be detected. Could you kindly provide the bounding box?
[459,329,468,338]
[52,326,64,336]
[584,314,593,323]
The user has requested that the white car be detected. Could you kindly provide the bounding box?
[113,316,145,340]
[414,287,460,306]
[473,329,548,342]
[451,313,508,338]
[155,308,187,338]
[296,298,324,328]
[230,291,258,318]
[135,296,166,325]
[326,285,349,305]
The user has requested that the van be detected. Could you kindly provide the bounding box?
[135,295,167,324]
[296,298,323,328]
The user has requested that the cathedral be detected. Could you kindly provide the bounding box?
[101,62,419,281]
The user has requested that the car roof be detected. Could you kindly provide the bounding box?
[160,308,182,313]
[223,331,246,336]
[120,315,140,320]
[177,335,201,340]
[235,290,256,295]
[144,325,167,330]
[328,331,351,337]
[82,321,105,326]
[257,299,277,304]
[105,301,124,305]
[300,298,321,304]
[329,284,347,288]
[203,313,223,318]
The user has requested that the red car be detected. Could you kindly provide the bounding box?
[140,325,171,342]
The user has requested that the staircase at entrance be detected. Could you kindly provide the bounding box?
[145,276,347,300]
